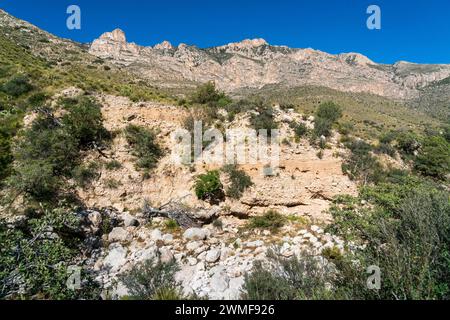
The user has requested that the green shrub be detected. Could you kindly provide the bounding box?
[313,102,343,138]
[72,162,101,188]
[61,97,109,148]
[342,139,384,183]
[194,170,224,204]
[313,117,333,138]
[124,125,163,172]
[395,130,420,156]
[222,165,253,199]
[414,136,450,180]
[164,219,180,232]
[0,208,100,299]
[247,210,286,232]
[0,111,21,181]
[290,122,308,140]
[241,250,332,300]
[1,75,33,97]
[315,102,343,123]
[249,105,278,136]
[105,160,122,171]
[190,82,230,107]
[119,258,183,300]
[374,143,396,157]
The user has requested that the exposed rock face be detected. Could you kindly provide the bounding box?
[89,29,450,99]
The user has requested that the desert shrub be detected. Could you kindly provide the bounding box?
[328,181,450,300]
[315,102,343,123]
[194,170,225,204]
[249,105,278,136]
[189,82,231,107]
[414,136,450,180]
[212,219,223,229]
[27,91,49,107]
[342,139,383,184]
[61,97,109,148]
[290,122,308,140]
[10,120,79,200]
[395,130,420,156]
[247,210,286,232]
[124,125,163,172]
[222,165,253,199]
[0,208,100,299]
[72,162,101,188]
[164,219,180,232]
[105,160,122,171]
[1,75,33,97]
[374,143,396,157]
[313,102,343,138]
[337,122,354,136]
[443,125,450,143]
[313,117,333,138]
[119,258,182,300]
[241,250,333,300]
[0,111,21,181]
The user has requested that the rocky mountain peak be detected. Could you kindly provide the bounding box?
[154,40,174,50]
[224,38,269,49]
[99,28,127,43]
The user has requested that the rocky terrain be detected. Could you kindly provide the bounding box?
[90,28,450,100]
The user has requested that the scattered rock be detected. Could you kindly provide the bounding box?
[108,227,130,243]
[205,249,221,263]
[183,228,209,241]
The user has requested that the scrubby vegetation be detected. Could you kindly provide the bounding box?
[247,210,286,232]
[119,258,184,300]
[194,170,225,204]
[313,102,343,138]
[0,207,100,299]
[222,165,253,199]
[124,125,163,174]
[242,250,333,300]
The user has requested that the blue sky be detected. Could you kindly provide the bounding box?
[1,0,449,64]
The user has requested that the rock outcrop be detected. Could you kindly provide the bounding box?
[88,29,450,99]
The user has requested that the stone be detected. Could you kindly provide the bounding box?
[210,267,230,293]
[103,244,128,271]
[122,213,139,227]
[244,240,264,249]
[159,247,174,263]
[205,249,221,263]
[150,229,163,241]
[162,234,174,244]
[87,211,102,228]
[220,247,234,261]
[186,241,203,252]
[183,228,208,241]
[108,227,130,243]
[187,257,198,266]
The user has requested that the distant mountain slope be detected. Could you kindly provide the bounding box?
[88,28,450,102]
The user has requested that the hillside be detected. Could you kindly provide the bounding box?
[0,8,449,301]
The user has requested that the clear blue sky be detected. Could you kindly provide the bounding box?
[1,0,449,64]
